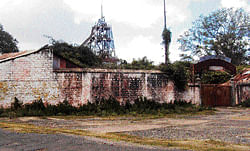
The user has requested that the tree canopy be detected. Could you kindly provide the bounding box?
[0,24,19,54]
[119,56,156,70]
[178,8,249,65]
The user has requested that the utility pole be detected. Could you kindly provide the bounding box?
[164,0,167,29]
[101,1,104,18]
[163,0,171,64]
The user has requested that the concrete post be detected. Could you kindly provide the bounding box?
[230,78,236,106]
[196,77,202,106]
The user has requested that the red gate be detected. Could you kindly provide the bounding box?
[201,84,231,106]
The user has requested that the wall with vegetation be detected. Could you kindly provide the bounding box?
[0,49,201,108]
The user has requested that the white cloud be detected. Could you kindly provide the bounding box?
[0,0,219,64]
[117,36,164,64]
[63,0,190,28]
[220,0,249,9]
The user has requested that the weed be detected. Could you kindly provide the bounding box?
[0,97,212,118]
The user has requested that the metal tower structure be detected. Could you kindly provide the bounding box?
[81,3,116,60]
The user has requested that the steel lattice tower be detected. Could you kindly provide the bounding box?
[81,4,116,60]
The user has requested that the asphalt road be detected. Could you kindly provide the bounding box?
[0,129,178,151]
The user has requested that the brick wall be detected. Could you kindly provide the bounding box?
[0,49,201,108]
[0,49,60,107]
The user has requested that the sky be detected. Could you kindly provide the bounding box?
[0,0,249,64]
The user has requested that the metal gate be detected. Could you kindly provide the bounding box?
[201,84,231,106]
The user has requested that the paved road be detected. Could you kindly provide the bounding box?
[0,129,178,151]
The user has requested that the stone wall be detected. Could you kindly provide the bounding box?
[0,49,201,108]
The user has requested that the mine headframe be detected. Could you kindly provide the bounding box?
[81,10,116,60]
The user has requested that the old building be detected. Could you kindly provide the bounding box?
[0,47,201,108]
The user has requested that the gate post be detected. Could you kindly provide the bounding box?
[196,77,202,106]
[230,78,236,106]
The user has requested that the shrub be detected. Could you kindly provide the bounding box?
[2,97,209,117]
[239,99,250,107]
[201,71,231,84]
[0,107,4,116]
[56,100,77,115]
[11,97,22,111]
[160,61,190,91]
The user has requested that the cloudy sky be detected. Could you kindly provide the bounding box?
[0,0,249,64]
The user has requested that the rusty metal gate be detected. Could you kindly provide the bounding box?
[201,84,231,106]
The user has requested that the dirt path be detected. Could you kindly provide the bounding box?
[126,108,250,144]
[0,107,249,149]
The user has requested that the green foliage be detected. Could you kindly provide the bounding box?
[119,56,156,70]
[49,39,101,68]
[239,99,250,107]
[162,28,172,64]
[201,71,231,84]
[178,8,249,65]
[0,24,19,54]
[11,97,22,111]
[0,107,3,115]
[236,65,250,74]
[160,61,191,91]
[0,97,209,117]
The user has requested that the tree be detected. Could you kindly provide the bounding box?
[121,56,155,70]
[159,61,190,91]
[162,28,172,64]
[178,8,249,65]
[0,24,19,54]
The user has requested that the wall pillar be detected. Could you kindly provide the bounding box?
[196,77,202,106]
[230,78,236,106]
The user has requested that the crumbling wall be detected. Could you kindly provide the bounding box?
[0,49,201,107]
[54,69,201,105]
[236,82,250,104]
[0,49,60,107]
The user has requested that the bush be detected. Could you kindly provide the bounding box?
[0,107,4,116]
[160,61,190,91]
[201,71,231,84]
[11,97,22,111]
[239,99,250,107]
[51,41,101,68]
[1,97,209,117]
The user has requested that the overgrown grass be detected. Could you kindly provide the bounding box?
[0,122,248,151]
[0,97,212,118]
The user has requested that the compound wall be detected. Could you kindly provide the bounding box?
[0,49,201,107]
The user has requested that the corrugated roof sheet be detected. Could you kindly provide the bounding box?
[234,68,250,82]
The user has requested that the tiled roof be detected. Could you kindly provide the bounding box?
[0,45,49,63]
[0,49,43,63]
[0,51,29,60]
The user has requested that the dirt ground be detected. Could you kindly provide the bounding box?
[0,107,249,151]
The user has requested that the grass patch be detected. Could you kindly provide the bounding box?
[0,122,248,151]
